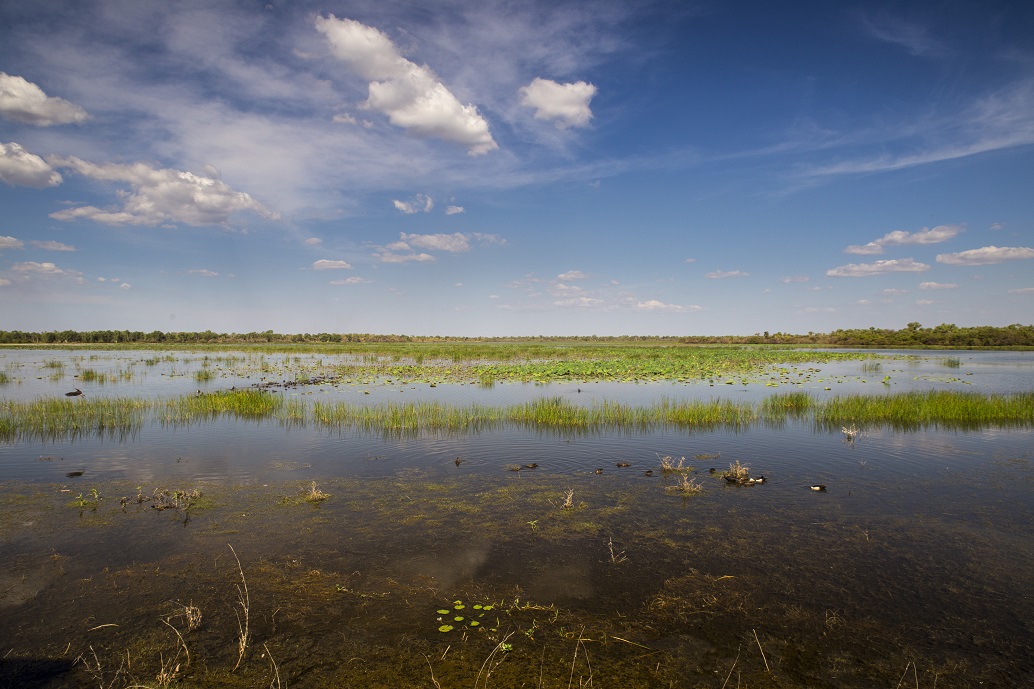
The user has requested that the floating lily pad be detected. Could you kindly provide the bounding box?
[438,625,453,633]
[436,609,450,615]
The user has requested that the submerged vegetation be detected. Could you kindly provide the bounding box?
[2,389,1032,442]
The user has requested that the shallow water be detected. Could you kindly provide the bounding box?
[1,348,1033,688]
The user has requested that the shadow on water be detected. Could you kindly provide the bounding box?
[1,440,1032,688]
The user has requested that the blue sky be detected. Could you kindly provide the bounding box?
[1,0,1032,336]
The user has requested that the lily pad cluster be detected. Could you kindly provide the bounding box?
[435,599,496,633]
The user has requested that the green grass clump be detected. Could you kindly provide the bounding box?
[2,389,1032,442]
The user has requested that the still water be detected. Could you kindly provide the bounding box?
[1,348,1032,688]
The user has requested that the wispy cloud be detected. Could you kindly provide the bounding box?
[826,258,930,277]
[706,270,749,279]
[635,299,701,314]
[31,240,76,251]
[1008,287,1034,294]
[936,246,1034,266]
[312,259,352,270]
[330,276,370,285]
[188,269,219,277]
[919,281,957,290]
[857,14,944,56]
[393,194,434,214]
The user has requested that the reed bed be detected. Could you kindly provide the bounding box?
[2,390,1032,442]
[0,397,149,442]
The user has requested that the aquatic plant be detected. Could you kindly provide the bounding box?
[666,474,703,495]
[306,481,329,503]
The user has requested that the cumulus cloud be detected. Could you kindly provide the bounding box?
[706,270,750,279]
[844,224,962,255]
[316,15,497,155]
[519,77,597,129]
[554,296,605,308]
[392,194,433,214]
[936,246,1034,266]
[826,258,930,277]
[558,270,589,281]
[380,232,504,260]
[919,281,957,290]
[47,157,276,227]
[445,205,464,215]
[0,236,24,251]
[0,72,89,126]
[882,288,908,295]
[12,261,70,275]
[313,259,352,270]
[0,142,63,187]
[119,283,131,290]
[31,240,76,251]
[635,299,701,313]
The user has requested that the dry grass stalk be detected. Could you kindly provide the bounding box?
[606,537,628,564]
[264,643,282,689]
[561,489,575,510]
[727,460,750,482]
[474,631,515,689]
[228,544,250,672]
[752,628,770,673]
[658,454,690,474]
[667,473,703,495]
[306,481,329,502]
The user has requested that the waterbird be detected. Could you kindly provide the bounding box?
[809,484,827,492]
[65,388,84,397]
[616,462,631,468]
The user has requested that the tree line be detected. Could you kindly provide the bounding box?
[0,323,1031,347]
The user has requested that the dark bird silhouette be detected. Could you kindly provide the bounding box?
[65,388,84,397]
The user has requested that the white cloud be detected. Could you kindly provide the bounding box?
[48,157,276,227]
[445,205,465,215]
[0,72,89,126]
[0,236,25,251]
[826,258,930,277]
[316,15,497,155]
[936,246,1034,266]
[554,296,605,308]
[558,270,589,281]
[375,250,436,263]
[706,270,750,279]
[400,232,469,252]
[393,194,433,214]
[0,142,63,187]
[781,275,810,283]
[313,259,352,270]
[844,225,962,255]
[684,258,696,264]
[1008,287,1034,294]
[188,269,219,277]
[330,276,370,285]
[519,77,597,128]
[882,288,908,295]
[31,240,76,251]
[916,299,936,306]
[919,281,957,290]
[13,261,65,274]
[119,283,131,290]
[0,278,10,287]
[304,237,323,246]
[635,299,702,313]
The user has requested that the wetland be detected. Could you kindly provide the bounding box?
[1,343,1032,688]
